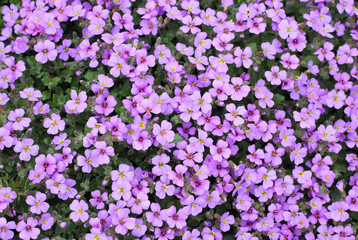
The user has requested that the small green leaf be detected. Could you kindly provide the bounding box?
[173,133,184,143]
[273,94,285,104]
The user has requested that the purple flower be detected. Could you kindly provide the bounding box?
[112,209,135,235]
[52,133,71,150]
[16,217,40,240]
[0,93,9,105]
[26,192,49,214]
[68,3,85,21]
[39,213,54,231]
[314,42,335,62]
[153,120,175,145]
[34,40,57,64]
[89,190,108,209]
[92,141,115,165]
[136,49,155,73]
[280,53,299,69]
[69,199,89,222]
[180,16,202,34]
[77,149,99,173]
[325,89,346,109]
[0,217,16,240]
[33,101,50,115]
[0,127,13,150]
[275,176,295,196]
[326,201,349,222]
[164,206,188,229]
[19,88,42,101]
[65,90,87,114]
[220,212,234,232]
[45,174,66,194]
[127,192,150,214]
[278,19,299,39]
[13,138,39,161]
[146,203,164,227]
[247,17,266,34]
[131,219,147,237]
[212,33,234,52]
[234,47,252,68]
[35,154,57,176]
[94,95,117,116]
[225,103,246,126]
[8,108,31,131]
[43,113,65,135]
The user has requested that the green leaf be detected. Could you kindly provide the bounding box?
[273,94,285,104]
[247,42,258,55]
[173,133,184,143]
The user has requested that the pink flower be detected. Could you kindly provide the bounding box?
[92,141,115,165]
[34,40,57,64]
[325,89,346,109]
[0,217,16,240]
[8,108,31,131]
[16,217,40,240]
[13,138,39,161]
[220,212,235,232]
[65,90,87,114]
[234,47,252,68]
[89,190,108,209]
[69,199,89,222]
[153,120,175,145]
[26,192,49,214]
[43,113,65,135]
[278,19,299,39]
[326,202,349,222]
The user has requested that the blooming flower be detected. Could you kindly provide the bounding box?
[8,108,31,131]
[220,212,235,232]
[43,113,65,135]
[26,192,49,214]
[16,217,40,240]
[34,40,57,63]
[69,200,89,222]
[13,138,39,161]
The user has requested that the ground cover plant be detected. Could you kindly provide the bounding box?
[0,0,358,239]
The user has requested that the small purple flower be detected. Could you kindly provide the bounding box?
[52,133,71,150]
[19,88,42,101]
[26,192,49,214]
[69,199,89,223]
[43,113,65,135]
[13,138,39,161]
[16,217,40,240]
[220,212,235,232]
[0,127,13,150]
[34,40,57,64]
[326,201,349,222]
[278,19,298,39]
[33,101,50,115]
[94,95,117,116]
[146,203,164,227]
[39,213,54,231]
[8,108,31,131]
[0,217,16,240]
[164,206,188,229]
[234,47,252,68]
[210,140,231,162]
[92,141,115,165]
[89,190,108,209]
[0,93,9,105]
[65,90,87,114]
[153,120,175,145]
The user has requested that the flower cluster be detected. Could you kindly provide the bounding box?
[0,0,358,239]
